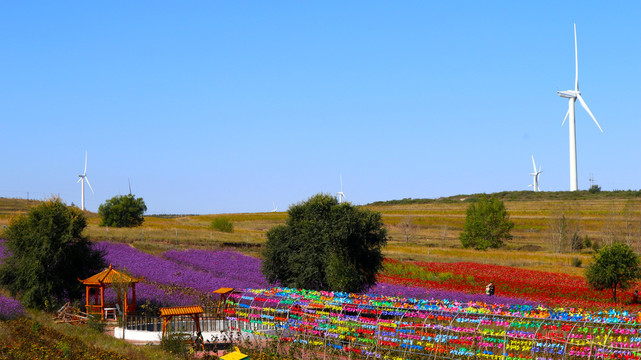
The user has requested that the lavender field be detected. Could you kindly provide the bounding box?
[0,240,537,317]
[95,242,537,308]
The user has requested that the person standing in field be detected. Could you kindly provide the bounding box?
[633,290,639,304]
[486,282,495,296]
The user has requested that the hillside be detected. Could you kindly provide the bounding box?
[2,191,640,276]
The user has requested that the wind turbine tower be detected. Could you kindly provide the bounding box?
[77,151,94,211]
[557,23,603,191]
[336,175,345,204]
[529,156,542,192]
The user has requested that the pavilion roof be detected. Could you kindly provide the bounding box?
[79,264,140,285]
[159,305,204,317]
[213,287,235,295]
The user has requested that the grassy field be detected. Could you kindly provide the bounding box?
[1,192,640,276]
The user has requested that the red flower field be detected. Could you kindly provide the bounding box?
[380,259,641,310]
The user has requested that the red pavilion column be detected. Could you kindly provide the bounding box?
[86,286,90,312]
[100,285,105,320]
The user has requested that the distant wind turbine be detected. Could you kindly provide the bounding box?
[557,23,603,191]
[528,155,542,192]
[77,151,94,211]
[336,174,345,204]
[271,201,278,212]
[128,178,132,195]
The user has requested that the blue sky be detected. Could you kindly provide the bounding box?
[1,2,639,214]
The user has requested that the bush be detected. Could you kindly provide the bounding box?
[210,218,233,233]
[570,233,585,252]
[572,257,583,267]
[262,193,387,293]
[161,333,191,356]
[86,314,106,333]
[459,196,514,250]
[586,242,641,302]
[0,198,105,309]
[589,185,602,194]
[99,194,147,228]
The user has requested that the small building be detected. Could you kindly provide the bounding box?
[79,264,140,320]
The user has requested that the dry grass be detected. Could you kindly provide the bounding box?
[2,195,640,275]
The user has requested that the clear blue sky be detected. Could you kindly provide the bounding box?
[1,2,639,214]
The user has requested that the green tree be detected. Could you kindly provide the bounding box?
[459,196,514,250]
[98,194,147,227]
[585,242,641,302]
[210,217,234,233]
[261,193,387,293]
[0,198,105,309]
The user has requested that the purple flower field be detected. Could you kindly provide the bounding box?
[0,294,24,320]
[0,241,24,319]
[96,242,267,293]
[162,249,269,289]
[0,239,538,313]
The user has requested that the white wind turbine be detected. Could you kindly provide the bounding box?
[336,174,345,204]
[529,155,542,192]
[77,151,94,211]
[271,201,278,212]
[557,23,603,191]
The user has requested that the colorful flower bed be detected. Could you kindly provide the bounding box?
[226,287,641,360]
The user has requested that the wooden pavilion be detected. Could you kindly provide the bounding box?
[79,264,140,320]
[159,305,204,349]
[212,287,236,318]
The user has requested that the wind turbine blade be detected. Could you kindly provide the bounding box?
[574,23,579,91]
[85,177,94,194]
[77,178,82,183]
[561,107,569,127]
[531,156,536,172]
[84,151,88,175]
[577,94,603,132]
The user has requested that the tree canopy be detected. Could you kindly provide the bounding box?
[261,193,388,293]
[585,242,641,302]
[98,194,147,227]
[0,198,105,310]
[459,196,514,250]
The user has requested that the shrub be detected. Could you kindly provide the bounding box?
[99,194,147,228]
[0,198,105,309]
[210,218,233,233]
[161,333,190,356]
[459,196,514,250]
[87,314,106,333]
[572,257,583,267]
[570,232,585,252]
[586,242,641,302]
[262,193,387,293]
